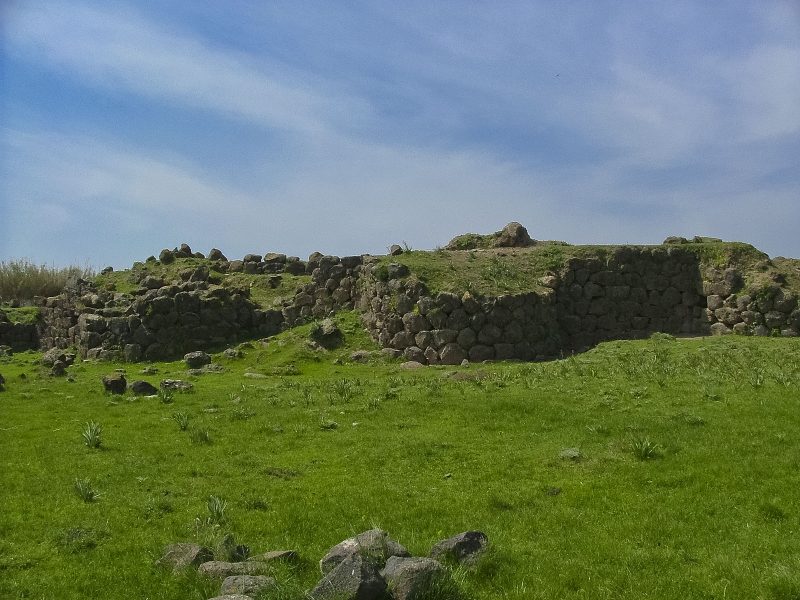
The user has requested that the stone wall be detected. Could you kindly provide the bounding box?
[21,246,800,362]
[356,246,799,365]
[0,312,39,351]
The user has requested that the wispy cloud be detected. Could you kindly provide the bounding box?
[5,2,370,136]
[2,1,799,265]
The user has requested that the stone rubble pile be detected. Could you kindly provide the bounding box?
[159,528,488,600]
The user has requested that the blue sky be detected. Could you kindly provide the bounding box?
[1,1,799,268]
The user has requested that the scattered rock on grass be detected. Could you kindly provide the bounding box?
[220,575,276,596]
[157,542,213,571]
[198,561,270,578]
[310,318,343,350]
[51,360,67,377]
[320,528,410,575]
[400,361,424,370]
[102,373,127,394]
[381,556,447,600]
[41,348,75,367]
[311,553,387,600]
[429,531,488,566]
[247,550,298,563]
[184,351,211,369]
[129,380,158,396]
[243,372,267,379]
[160,379,193,391]
[0,372,5,391]
[559,448,581,461]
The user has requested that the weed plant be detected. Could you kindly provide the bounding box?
[73,478,100,502]
[81,421,102,448]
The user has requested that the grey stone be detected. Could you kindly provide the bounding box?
[401,360,425,370]
[387,263,410,279]
[403,346,426,363]
[159,248,175,264]
[184,351,211,369]
[41,347,75,367]
[389,244,404,256]
[439,343,466,365]
[456,327,477,349]
[423,346,439,365]
[129,380,158,396]
[311,319,343,349]
[709,322,732,336]
[320,528,410,575]
[402,313,429,334]
[468,345,495,362]
[706,295,723,311]
[123,343,142,362]
[157,542,212,571]
[247,550,298,563]
[198,561,270,578]
[220,575,277,596]
[381,556,447,600]
[494,221,533,247]
[390,331,415,350]
[102,373,127,394]
[764,311,786,329]
[431,329,458,347]
[429,531,488,566]
[50,360,67,377]
[160,379,194,391]
[559,448,581,461]
[311,554,388,600]
[208,248,227,261]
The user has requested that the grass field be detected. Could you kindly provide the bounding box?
[1,313,799,599]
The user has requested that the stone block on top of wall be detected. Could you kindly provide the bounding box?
[461,292,481,315]
[340,255,363,269]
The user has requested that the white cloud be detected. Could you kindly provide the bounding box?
[5,2,369,135]
[722,44,800,140]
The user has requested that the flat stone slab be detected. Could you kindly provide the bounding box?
[247,550,298,563]
[220,575,276,596]
[157,542,212,572]
[198,561,270,578]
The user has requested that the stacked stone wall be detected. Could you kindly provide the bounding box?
[18,246,800,362]
[0,313,39,351]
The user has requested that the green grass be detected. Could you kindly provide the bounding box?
[375,241,799,299]
[1,306,41,325]
[1,326,799,599]
[0,259,95,302]
[375,245,584,296]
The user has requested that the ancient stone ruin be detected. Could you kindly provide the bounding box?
[1,226,798,364]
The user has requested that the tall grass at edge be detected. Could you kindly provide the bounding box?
[0,259,95,303]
